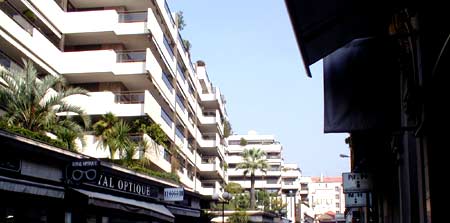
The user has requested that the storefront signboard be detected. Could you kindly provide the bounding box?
[66,159,100,184]
[93,173,159,198]
[345,192,367,208]
[66,159,159,199]
[164,187,184,201]
[342,172,372,192]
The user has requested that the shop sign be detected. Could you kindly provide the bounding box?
[0,158,21,172]
[342,172,372,192]
[164,187,184,201]
[94,174,159,198]
[66,160,159,199]
[345,192,367,208]
[66,159,100,184]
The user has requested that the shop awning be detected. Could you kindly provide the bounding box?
[0,176,64,198]
[285,0,403,77]
[166,205,201,217]
[72,189,174,222]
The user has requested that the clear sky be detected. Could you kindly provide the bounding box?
[167,0,350,177]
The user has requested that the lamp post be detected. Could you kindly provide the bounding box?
[288,190,297,222]
[339,154,350,158]
[212,192,233,223]
[280,208,287,217]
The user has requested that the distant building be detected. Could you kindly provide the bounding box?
[227,131,302,223]
[308,176,345,216]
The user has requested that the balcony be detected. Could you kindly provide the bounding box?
[61,49,146,74]
[230,180,282,189]
[282,181,299,190]
[199,180,222,196]
[141,134,172,173]
[0,2,61,76]
[198,156,225,180]
[282,170,301,178]
[65,90,174,140]
[199,132,218,148]
[29,0,152,35]
[227,169,280,177]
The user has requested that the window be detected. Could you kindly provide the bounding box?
[161,109,173,127]
[163,149,171,162]
[335,194,340,199]
[266,179,278,184]
[336,203,340,208]
[164,0,175,26]
[162,71,174,92]
[163,35,174,59]
[176,94,186,112]
[177,63,186,82]
[175,126,185,141]
[335,186,340,191]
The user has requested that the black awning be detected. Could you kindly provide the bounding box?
[72,189,174,222]
[323,37,400,132]
[0,176,65,198]
[166,205,201,217]
[285,0,402,77]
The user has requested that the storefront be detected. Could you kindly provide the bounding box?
[0,130,201,223]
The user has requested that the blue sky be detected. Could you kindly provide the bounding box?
[168,0,349,176]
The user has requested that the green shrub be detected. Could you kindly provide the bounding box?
[0,120,68,149]
[129,164,180,183]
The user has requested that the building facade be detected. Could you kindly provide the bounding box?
[0,0,227,197]
[227,131,303,222]
[308,176,345,216]
[286,1,448,222]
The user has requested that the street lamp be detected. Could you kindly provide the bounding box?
[212,192,233,223]
[339,154,350,158]
[288,190,297,222]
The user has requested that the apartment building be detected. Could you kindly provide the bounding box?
[308,176,345,216]
[0,0,227,197]
[227,131,302,222]
[227,131,284,194]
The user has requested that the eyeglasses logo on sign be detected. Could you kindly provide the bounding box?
[66,159,100,184]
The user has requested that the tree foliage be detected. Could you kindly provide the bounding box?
[175,11,186,31]
[236,148,268,209]
[0,60,90,151]
[93,112,135,159]
[223,120,232,138]
[229,210,249,223]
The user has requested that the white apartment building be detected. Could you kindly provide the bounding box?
[308,176,345,216]
[0,0,227,196]
[227,131,284,194]
[227,131,302,222]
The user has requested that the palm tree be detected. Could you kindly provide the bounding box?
[0,60,90,148]
[236,148,269,209]
[93,113,135,159]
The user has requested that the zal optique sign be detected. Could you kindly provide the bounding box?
[95,174,158,198]
[66,159,158,198]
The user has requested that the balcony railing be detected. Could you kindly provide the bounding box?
[163,35,174,60]
[267,155,281,159]
[161,109,173,127]
[202,133,216,140]
[118,11,147,23]
[114,91,145,104]
[116,50,146,62]
[164,0,175,27]
[0,51,22,72]
[0,1,60,47]
[163,148,171,162]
